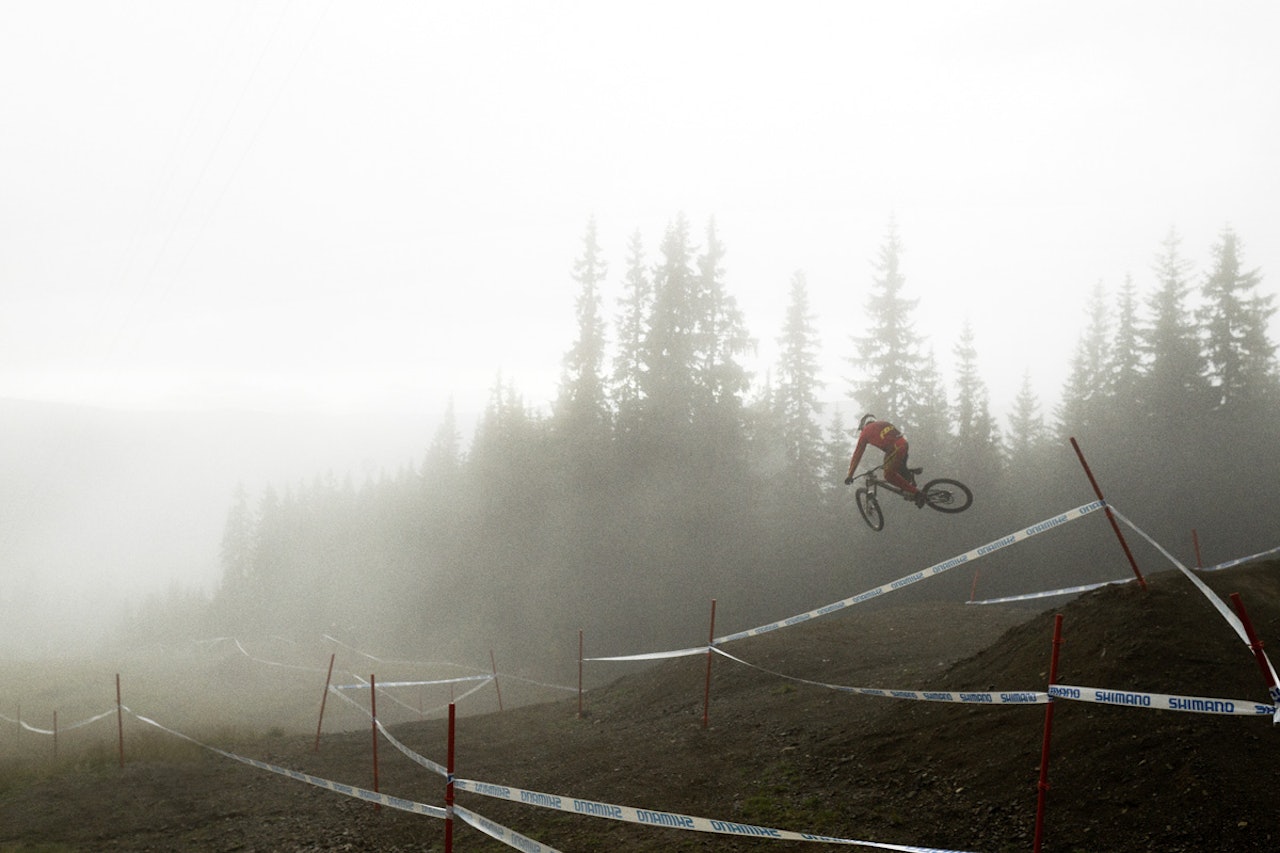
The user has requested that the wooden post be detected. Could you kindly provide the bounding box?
[370,674,380,812]
[115,674,125,768]
[702,599,717,729]
[489,649,504,712]
[445,703,456,852]
[1033,614,1064,853]
[1069,437,1147,590]
[1230,593,1278,700]
[314,653,336,753]
[577,629,584,719]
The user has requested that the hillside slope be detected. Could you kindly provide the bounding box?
[1,561,1277,852]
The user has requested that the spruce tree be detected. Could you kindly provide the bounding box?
[1199,226,1277,414]
[951,320,1003,483]
[1110,273,1143,407]
[1056,281,1112,441]
[612,228,650,442]
[556,216,610,442]
[849,217,921,421]
[1140,228,1211,425]
[642,213,700,431]
[1006,371,1049,469]
[694,216,753,409]
[774,270,825,496]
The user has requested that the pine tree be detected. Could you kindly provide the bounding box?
[1006,371,1049,469]
[908,346,951,460]
[556,216,610,440]
[849,217,921,420]
[218,482,254,604]
[1199,226,1278,414]
[611,228,650,441]
[1140,228,1210,424]
[774,270,826,495]
[694,216,753,409]
[951,320,1003,481]
[1055,281,1111,441]
[642,213,700,430]
[1110,273,1143,406]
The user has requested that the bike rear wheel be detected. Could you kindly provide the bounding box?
[921,478,973,513]
[855,488,884,531]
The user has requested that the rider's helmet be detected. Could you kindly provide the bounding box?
[858,413,876,431]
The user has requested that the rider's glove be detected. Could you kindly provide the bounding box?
[844,476,854,485]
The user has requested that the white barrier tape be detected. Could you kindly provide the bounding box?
[322,634,490,674]
[1049,684,1276,717]
[453,778,975,851]
[128,709,448,819]
[1200,543,1280,573]
[233,638,330,673]
[499,672,579,693]
[325,681,450,776]
[338,672,494,718]
[334,675,493,690]
[1110,509,1280,688]
[714,501,1107,645]
[6,708,116,735]
[711,647,1049,706]
[375,718,449,777]
[584,645,707,662]
[453,803,565,853]
[967,578,1132,606]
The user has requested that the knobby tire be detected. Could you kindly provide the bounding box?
[921,478,973,514]
[855,488,884,531]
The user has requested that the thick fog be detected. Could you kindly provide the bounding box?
[2,3,1279,668]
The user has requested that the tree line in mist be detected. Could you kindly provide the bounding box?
[119,216,1279,676]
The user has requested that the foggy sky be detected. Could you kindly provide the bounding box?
[2,1,1279,654]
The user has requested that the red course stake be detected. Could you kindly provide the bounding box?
[1034,614,1064,853]
[1069,437,1147,590]
[314,652,336,753]
[702,599,717,729]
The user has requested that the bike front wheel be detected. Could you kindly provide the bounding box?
[920,478,973,513]
[855,488,884,531]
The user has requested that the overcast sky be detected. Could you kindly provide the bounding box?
[4,1,1278,423]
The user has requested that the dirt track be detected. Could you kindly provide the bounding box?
[2,561,1278,852]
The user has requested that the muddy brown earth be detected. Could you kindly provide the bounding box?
[2,560,1278,852]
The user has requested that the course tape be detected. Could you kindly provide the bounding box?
[335,675,493,690]
[454,803,565,853]
[1199,543,1280,573]
[583,500,1107,662]
[326,680,450,776]
[711,647,1048,706]
[1049,684,1277,717]
[127,708,448,818]
[3,708,116,735]
[967,578,1132,606]
[452,777,976,851]
[1111,509,1280,692]
[322,634,491,673]
[336,672,495,719]
[233,638,331,673]
[713,500,1107,646]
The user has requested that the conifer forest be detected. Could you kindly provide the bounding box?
[133,216,1279,680]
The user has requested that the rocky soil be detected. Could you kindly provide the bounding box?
[2,560,1278,852]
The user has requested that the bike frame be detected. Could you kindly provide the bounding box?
[851,468,914,500]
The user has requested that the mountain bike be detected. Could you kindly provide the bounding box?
[849,467,973,531]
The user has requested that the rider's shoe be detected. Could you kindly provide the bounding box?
[913,491,927,508]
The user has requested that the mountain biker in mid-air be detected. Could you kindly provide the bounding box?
[844,414,926,507]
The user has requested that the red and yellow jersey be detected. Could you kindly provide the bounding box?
[858,420,903,452]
